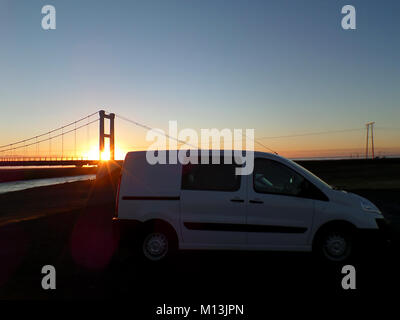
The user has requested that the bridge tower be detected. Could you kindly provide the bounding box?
[99,110,115,160]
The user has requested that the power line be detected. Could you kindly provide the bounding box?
[375,127,400,131]
[241,133,278,154]
[253,139,278,154]
[257,128,364,140]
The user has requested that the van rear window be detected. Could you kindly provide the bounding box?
[181,163,241,191]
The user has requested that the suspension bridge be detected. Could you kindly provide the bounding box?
[0,110,117,167]
[0,108,390,167]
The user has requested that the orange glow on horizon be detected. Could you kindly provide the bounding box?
[75,130,400,161]
[81,144,127,160]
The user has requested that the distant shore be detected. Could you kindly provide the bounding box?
[1,158,400,188]
[298,157,400,189]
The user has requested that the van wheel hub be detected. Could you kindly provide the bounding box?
[323,234,347,257]
[143,233,168,260]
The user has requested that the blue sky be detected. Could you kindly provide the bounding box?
[0,0,399,158]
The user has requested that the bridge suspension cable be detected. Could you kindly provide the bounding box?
[0,111,99,150]
[115,113,278,153]
[0,115,99,154]
[115,113,198,149]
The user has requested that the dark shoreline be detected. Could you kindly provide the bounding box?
[0,167,98,183]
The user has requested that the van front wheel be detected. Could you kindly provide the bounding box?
[315,229,353,262]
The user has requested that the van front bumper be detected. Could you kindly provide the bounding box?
[357,218,392,249]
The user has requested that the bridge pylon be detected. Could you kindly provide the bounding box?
[99,110,115,160]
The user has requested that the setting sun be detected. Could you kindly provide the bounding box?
[100,150,110,161]
[81,144,127,161]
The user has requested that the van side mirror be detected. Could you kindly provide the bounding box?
[299,179,329,201]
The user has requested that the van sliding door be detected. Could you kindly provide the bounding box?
[180,161,247,249]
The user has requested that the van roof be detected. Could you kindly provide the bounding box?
[125,150,280,158]
[124,149,287,164]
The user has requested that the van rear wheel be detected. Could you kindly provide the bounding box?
[142,232,169,261]
[141,223,177,262]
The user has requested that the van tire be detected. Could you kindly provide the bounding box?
[141,221,177,262]
[314,227,354,263]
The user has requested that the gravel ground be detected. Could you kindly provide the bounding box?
[0,162,399,307]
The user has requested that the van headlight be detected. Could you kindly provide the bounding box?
[360,199,381,214]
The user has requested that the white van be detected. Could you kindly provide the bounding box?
[113,150,388,262]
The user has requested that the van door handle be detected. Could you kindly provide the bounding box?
[230,198,244,203]
[249,199,264,204]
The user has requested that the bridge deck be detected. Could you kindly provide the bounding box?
[0,160,100,167]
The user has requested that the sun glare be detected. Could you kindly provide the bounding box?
[82,146,100,160]
[80,143,127,160]
[81,144,126,160]
[100,150,111,161]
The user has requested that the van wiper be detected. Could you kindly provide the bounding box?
[332,185,346,190]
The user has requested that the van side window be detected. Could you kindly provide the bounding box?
[181,163,241,191]
[253,158,307,197]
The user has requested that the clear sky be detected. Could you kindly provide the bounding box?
[0,0,399,159]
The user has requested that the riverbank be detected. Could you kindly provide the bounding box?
[0,166,97,183]
[0,180,94,226]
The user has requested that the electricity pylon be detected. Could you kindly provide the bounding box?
[365,121,375,159]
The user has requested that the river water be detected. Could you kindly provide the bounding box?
[0,174,96,195]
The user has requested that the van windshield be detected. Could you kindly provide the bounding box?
[286,159,333,189]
